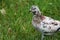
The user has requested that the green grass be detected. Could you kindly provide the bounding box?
[0,0,60,40]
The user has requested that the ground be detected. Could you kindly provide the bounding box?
[0,0,60,40]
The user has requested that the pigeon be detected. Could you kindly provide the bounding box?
[29,5,60,40]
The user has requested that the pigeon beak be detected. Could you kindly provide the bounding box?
[29,9,31,12]
[29,10,31,12]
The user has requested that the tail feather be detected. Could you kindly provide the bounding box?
[56,28,60,32]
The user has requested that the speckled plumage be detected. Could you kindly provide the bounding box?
[29,5,60,40]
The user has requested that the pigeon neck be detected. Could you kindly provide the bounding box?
[36,14,45,20]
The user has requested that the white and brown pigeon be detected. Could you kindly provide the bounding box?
[29,5,60,40]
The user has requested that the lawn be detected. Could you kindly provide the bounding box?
[0,0,60,40]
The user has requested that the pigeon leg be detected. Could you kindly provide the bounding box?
[41,33,45,40]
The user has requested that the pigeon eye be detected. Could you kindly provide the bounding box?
[32,8,36,10]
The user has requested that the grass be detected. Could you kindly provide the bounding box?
[0,0,60,40]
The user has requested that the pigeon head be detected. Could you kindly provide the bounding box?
[29,5,41,15]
